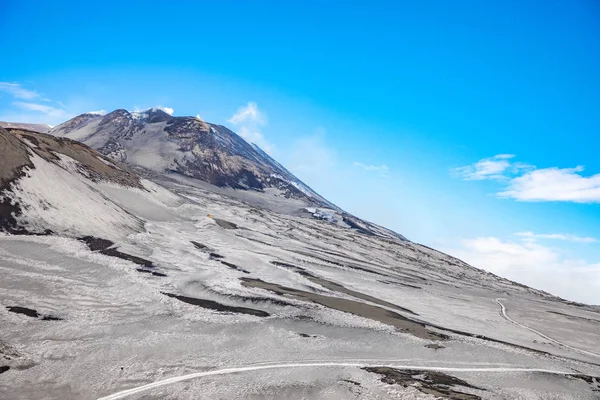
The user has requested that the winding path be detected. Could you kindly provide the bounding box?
[98,360,571,400]
[495,298,600,359]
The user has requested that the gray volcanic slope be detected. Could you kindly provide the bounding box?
[0,124,599,399]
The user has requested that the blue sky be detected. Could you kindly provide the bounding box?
[1,0,600,303]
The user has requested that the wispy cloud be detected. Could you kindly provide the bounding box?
[449,236,600,304]
[353,162,390,177]
[228,101,266,125]
[0,82,43,100]
[454,155,600,203]
[453,154,518,180]
[515,231,597,244]
[228,102,273,154]
[0,82,79,125]
[13,101,71,119]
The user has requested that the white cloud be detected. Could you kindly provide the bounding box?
[86,110,106,116]
[499,166,600,203]
[516,231,597,244]
[0,82,104,125]
[453,154,516,180]
[0,82,41,100]
[353,162,390,176]
[455,155,600,203]
[227,102,273,154]
[449,236,600,304]
[13,102,70,118]
[195,114,203,121]
[228,102,266,125]
[160,106,174,116]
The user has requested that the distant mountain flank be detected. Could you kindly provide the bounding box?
[47,108,406,241]
[49,109,334,203]
[0,121,52,133]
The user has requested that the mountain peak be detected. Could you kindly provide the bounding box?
[131,108,173,123]
[49,109,407,241]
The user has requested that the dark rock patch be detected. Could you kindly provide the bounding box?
[213,218,237,229]
[298,333,317,338]
[100,248,156,268]
[161,292,269,317]
[41,315,63,321]
[341,379,361,386]
[425,343,445,350]
[80,236,157,268]
[0,366,9,374]
[80,236,114,251]
[7,306,39,318]
[209,252,224,260]
[7,306,62,321]
[190,241,212,251]
[136,268,167,277]
[364,367,483,400]
[221,261,250,274]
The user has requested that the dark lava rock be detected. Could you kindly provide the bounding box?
[161,292,269,317]
[220,261,250,274]
[298,333,317,338]
[425,343,445,350]
[80,236,114,251]
[80,236,157,268]
[213,218,238,229]
[136,268,167,277]
[41,315,63,321]
[7,306,62,321]
[363,367,483,400]
[6,306,39,318]
[191,241,212,251]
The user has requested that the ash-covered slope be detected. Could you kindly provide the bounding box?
[49,109,405,241]
[0,127,145,239]
[2,126,600,399]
